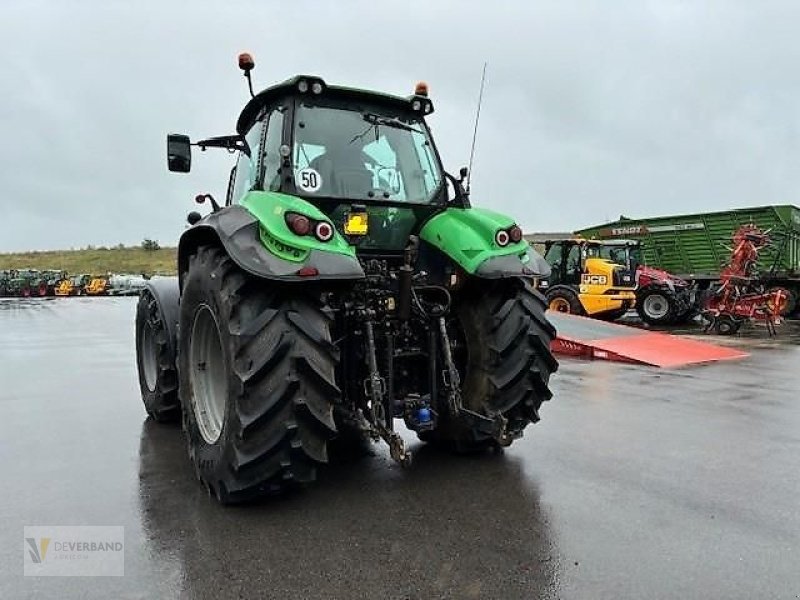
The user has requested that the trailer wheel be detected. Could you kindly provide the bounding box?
[714,315,742,335]
[178,245,338,503]
[636,286,677,325]
[545,285,584,315]
[135,290,180,422]
[423,280,558,452]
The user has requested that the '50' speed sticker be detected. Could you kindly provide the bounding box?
[296,168,322,193]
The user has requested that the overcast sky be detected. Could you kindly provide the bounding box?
[2,0,800,252]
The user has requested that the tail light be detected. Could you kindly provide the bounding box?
[314,221,333,242]
[495,230,510,247]
[285,213,311,236]
[285,212,335,242]
[508,225,523,243]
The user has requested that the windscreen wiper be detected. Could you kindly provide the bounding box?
[363,113,423,134]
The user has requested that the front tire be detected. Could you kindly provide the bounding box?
[178,246,338,503]
[545,285,584,315]
[424,280,558,451]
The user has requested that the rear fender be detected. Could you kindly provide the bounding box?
[419,207,550,279]
[142,277,180,359]
[178,201,364,288]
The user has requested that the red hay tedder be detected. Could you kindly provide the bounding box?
[702,225,787,335]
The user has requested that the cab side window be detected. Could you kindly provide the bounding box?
[230,122,264,203]
[566,244,582,283]
[544,242,563,285]
[262,108,285,192]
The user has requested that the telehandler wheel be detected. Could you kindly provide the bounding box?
[178,246,338,504]
[545,286,584,315]
[636,286,677,325]
[135,290,180,422]
[422,280,558,452]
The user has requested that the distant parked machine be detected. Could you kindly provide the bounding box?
[84,276,109,296]
[577,204,800,318]
[107,274,147,296]
[6,269,46,297]
[0,270,10,296]
[42,270,66,296]
[55,274,91,296]
[535,237,637,320]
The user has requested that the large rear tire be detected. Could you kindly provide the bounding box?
[423,280,558,451]
[178,246,338,504]
[636,286,677,325]
[135,290,180,422]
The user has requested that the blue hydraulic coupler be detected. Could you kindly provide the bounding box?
[416,407,431,424]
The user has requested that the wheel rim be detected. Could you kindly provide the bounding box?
[190,305,228,445]
[549,297,571,313]
[643,294,669,319]
[140,320,158,393]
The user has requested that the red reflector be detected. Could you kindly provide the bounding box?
[509,225,523,243]
[296,266,319,277]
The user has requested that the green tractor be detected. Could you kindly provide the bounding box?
[135,54,557,504]
[42,270,67,296]
[7,269,45,297]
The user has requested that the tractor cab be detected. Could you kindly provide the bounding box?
[168,71,464,257]
[596,239,642,272]
[540,238,635,289]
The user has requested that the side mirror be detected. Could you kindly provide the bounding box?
[459,166,468,182]
[167,134,192,172]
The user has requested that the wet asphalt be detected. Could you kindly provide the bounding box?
[0,298,799,599]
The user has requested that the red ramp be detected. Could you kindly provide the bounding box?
[548,313,748,368]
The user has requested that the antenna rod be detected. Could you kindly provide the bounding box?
[466,62,487,194]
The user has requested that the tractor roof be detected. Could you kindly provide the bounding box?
[237,75,432,135]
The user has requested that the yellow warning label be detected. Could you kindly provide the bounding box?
[344,212,369,235]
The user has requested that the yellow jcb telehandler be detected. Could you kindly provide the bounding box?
[536,237,637,321]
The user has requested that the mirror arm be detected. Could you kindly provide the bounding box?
[194,135,246,154]
[444,172,470,208]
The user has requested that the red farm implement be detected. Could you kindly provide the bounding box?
[702,225,787,335]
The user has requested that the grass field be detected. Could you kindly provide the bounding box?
[0,247,177,276]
